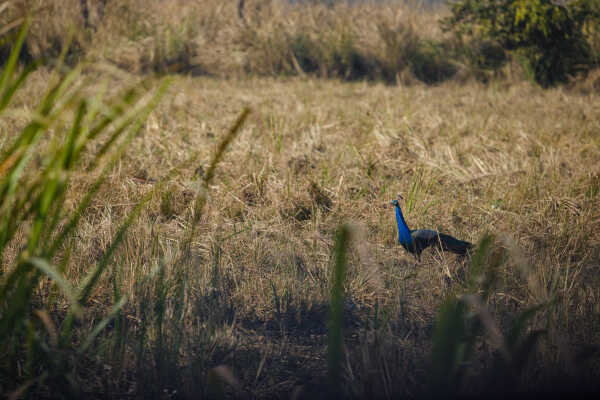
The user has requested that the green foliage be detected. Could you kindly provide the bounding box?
[328,224,351,395]
[0,22,169,397]
[430,297,477,394]
[0,22,249,392]
[408,40,457,84]
[431,234,547,397]
[442,0,600,86]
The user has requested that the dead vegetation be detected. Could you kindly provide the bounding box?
[1,1,600,399]
[5,0,599,86]
[5,65,599,397]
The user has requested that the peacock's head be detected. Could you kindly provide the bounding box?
[391,194,404,207]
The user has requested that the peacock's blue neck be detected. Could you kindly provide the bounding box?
[395,204,413,245]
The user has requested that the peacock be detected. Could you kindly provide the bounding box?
[392,196,473,260]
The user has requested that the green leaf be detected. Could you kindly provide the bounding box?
[78,296,128,354]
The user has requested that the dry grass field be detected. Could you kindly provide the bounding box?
[2,1,600,399]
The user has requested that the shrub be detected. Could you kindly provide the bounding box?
[442,0,600,86]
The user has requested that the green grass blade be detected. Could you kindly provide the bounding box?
[62,100,87,169]
[201,107,250,186]
[0,60,38,112]
[85,87,138,143]
[430,296,471,393]
[0,20,29,101]
[27,257,82,318]
[76,79,171,304]
[184,107,250,244]
[77,296,128,354]
[328,224,350,395]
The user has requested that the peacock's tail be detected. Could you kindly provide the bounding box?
[437,232,473,255]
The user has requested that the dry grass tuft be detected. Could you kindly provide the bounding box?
[9,67,600,396]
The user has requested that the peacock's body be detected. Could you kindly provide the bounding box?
[392,198,472,260]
